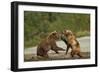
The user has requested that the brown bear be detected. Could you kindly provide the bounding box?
[62,30,83,58]
[37,31,65,58]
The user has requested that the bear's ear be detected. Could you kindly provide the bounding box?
[52,31,57,35]
[53,31,57,34]
[47,31,57,39]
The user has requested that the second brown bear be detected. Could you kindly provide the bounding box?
[62,30,83,58]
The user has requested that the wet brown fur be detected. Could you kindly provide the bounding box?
[37,31,65,58]
[62,30,83,58]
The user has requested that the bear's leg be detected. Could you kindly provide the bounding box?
[65,45,70,55]
[52,47,65,54]
[44,54,49,58]
[71,50,74,57]
[53,49,59,54]
[43,49,49,58]
[37,48,44,57]
[51,46,59,54]
[37,48,49,58]
[77,52,83,58]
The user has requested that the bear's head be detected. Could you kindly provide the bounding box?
[63,29,73,37]
[47,31,60,40]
